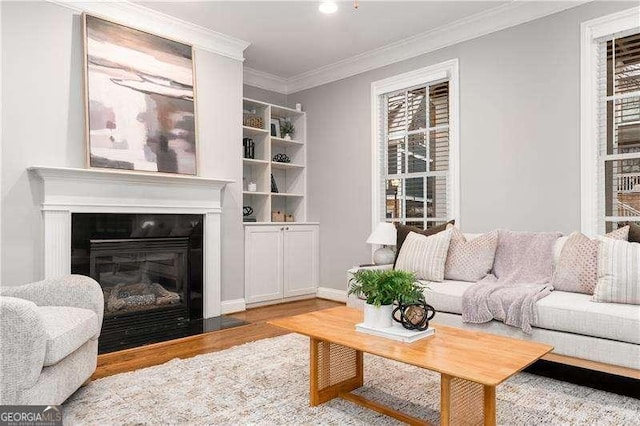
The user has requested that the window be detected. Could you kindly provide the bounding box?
[581,8,640,235]
[371,60,459,231]
[599,32,640,232]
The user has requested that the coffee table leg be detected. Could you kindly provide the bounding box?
[441,374,496,426]
[309,337,363,406]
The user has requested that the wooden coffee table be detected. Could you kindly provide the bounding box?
[269,306,552,426]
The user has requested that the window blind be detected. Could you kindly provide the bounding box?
[381,80,450,229]
[597,31,640,232]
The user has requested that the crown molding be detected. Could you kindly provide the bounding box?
[243,67,288,94]
[244,0,590,95]
[46,0,250,62]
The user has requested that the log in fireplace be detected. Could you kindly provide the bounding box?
[71,213,203,353]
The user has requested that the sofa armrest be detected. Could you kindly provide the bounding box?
[346,264,394,309]
[1,275,104,329]
[0,297,47,404]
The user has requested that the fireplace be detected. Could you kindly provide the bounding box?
[71,213,203,353]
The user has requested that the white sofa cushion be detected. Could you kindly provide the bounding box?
[38,306,100,366]
[424,281,640,345]
[422,280,474,315]
[533,291,640,345]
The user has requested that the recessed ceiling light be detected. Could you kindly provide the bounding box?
[319,1,338,14]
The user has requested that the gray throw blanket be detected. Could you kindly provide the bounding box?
[462,230,562,334]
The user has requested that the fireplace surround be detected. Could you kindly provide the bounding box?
[29,166,232,329]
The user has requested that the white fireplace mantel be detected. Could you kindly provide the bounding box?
[29,166,234,318]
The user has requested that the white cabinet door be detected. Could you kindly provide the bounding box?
[245,226,284,304]
[283,225,319,298]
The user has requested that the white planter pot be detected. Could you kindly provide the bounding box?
[363,303,393,329]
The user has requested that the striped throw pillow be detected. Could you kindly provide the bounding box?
[395,229,452,282]
[593,238,640,305]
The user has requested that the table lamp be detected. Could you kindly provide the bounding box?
[367,222,397,265]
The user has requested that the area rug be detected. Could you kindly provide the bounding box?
[64,334,640,425]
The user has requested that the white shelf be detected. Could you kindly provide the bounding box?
[271,162,304,170]
[243,158,269,166]
[242,98,307,224]
[270,104,305,118]
[271,137,304,147]
[271,192,304,197]
[243,125,269,137]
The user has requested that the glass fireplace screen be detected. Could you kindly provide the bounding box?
[90,237,189,316]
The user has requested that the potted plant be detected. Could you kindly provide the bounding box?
[348,269,423,329]
[280,119,295,140]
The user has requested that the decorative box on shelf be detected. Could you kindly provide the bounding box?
[272,210,284,222]
[243,112,264,129]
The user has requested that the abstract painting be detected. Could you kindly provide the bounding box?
[83,14,197,175]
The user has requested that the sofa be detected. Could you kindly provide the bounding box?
[0,275,104,405]
[347,234,640,377]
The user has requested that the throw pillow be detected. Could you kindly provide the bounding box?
[550,227,630,294]
[444,228,498,282]
[623,222,640,243]
[607,225,630,241]
[395,229,453,282]
[593,238,640,305]
[393,220,455,267]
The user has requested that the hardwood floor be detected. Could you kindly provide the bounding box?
[93,298,343,380]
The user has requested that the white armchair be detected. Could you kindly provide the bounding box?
[0,275,104,405]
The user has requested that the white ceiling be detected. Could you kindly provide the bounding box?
[137,1,510,78]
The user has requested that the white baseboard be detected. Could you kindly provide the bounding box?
[220,298,246,314]
[316,287,347,303]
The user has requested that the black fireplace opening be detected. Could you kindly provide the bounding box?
[71,213,204,353]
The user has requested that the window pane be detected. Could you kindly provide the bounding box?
[406,221,424,228]
[426,176,448,219]
[429,82,449,128]
[407,87,427,131]
[429,129,449,172]
[605,159,640,217]
[387,137,405,175]
[407,133,427,173]
[406,177,424,219]
[387,93,406,134]
[609,33,640,96]
[385,179,403,220]
[604,98,640,156]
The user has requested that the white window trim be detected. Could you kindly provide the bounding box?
[370,59,460,235]
[580,6,640,236]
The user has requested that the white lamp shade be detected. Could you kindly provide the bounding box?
[366,222,396,246]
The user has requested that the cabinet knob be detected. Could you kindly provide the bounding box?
[280,227,284,231]
[285,227,290,230]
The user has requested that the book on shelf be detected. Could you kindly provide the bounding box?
[355,322,435,343]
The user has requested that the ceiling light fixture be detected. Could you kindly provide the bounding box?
[319,1,338,14]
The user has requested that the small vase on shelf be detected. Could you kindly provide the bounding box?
[283,134,292,141]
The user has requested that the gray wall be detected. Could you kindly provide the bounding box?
[1,1,245,303]
[288,1,635,290]
[243,84,288,106]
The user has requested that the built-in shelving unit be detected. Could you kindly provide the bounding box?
[242,98,307,223]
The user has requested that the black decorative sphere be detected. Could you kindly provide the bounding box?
[392,300,436,331]
[243,206,254,217]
